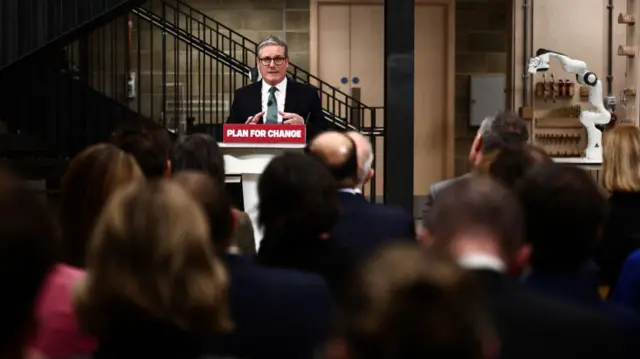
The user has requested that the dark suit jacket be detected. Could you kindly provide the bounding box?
[422,173,472,229]
[206,253,333,359]
[226,80,326,141]
[474,269,630,359]
[331,191,415,259]
[257,233,352,296]
[596,191,640,290]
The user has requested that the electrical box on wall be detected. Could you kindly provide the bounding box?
[469,74,506,126]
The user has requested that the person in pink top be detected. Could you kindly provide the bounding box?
[29,144,143,359]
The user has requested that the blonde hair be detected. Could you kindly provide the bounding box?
[74,180,232,336]
[603,125,640,192]
[59,143,143,267]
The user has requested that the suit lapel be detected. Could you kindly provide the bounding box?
[284,81,296,113]
[249,82,262,119]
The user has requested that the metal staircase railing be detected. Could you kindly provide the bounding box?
[134,0,384,136]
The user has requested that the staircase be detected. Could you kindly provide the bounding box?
[0,0,384,199]
[0,0,147,70]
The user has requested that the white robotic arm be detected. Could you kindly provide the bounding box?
[528,49,610,161]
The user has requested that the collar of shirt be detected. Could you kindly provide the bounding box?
[262,77,287,97]
[226,246,241,255]
[337,188,362,195]
[458,252,506,273]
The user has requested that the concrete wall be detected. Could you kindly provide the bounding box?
[454,0,511,175]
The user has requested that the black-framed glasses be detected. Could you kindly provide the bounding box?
[259,57,286,66]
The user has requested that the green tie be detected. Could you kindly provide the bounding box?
[266,87,278,124]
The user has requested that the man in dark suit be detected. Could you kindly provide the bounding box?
[308,131,415,259]
[226,35,325,141]
[422,111,528,229]
[421,176,630,358]
[173,172,332,359]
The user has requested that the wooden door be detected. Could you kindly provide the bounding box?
[414,4,449,197]
[313,0,454,205]
[317,4,351,93]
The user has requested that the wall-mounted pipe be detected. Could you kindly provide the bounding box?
[606,0,614,97]
[522,0,530,106]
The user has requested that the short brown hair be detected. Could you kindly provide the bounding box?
[425,176,524,264]
[74,181,232,336]
[603,125,640,191]
[339,243,493,359]
[59,143,143,268]
[172,171,234,249]
[112,118,172,179]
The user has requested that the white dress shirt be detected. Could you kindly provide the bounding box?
[261,78,287,124]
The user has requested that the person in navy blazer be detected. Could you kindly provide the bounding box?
[173,172,333,359]
[226,35,325,141]
[307,131,416,260]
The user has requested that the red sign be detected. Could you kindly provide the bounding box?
[223,124,306,144]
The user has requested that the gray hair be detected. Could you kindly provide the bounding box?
[478,111,528,153]
[358,139,374,186]
[257,36,288,57]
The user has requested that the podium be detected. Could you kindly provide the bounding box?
[221,124,307,250]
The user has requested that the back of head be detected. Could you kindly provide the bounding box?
[340,243,492,359]
[603,124,640,192]
[171,134,225,184]
[111,118,172,179]
[426,176,524,265]
[307,131,359,187]
[0,170,57,356]
[75,180,232,336]
[475,145,546,190]
[59,143,143,268]
[480,111,529,154]
[258,152,338,238]
[346,131,374,186]
[172,171,234,249]
[516,164,607,270]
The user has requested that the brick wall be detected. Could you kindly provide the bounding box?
[454,0,511,175]
[184,0,311,69]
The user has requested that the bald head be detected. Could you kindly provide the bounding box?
[308,131,355,167]
[308,131,359,186]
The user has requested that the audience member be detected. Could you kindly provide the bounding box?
[171,134,256,255]
[31,144,143,359]
[332,242,496,359]
[474,145,551,190]
[596,124,640,290]
[111,118,173,178]
[0,170,58,359]
[423,111,528,228]
[307,131,414,259]
[517,164,640,339]
[74,181,232,358]
[421,176,626,358]
[256,152,350,294]
[174,172,333,359]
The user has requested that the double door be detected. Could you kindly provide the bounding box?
[316,1,453,203]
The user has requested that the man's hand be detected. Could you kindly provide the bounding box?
[246,112,265,124]
[280,111,304,125]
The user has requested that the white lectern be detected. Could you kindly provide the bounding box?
[221,143,306,250]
